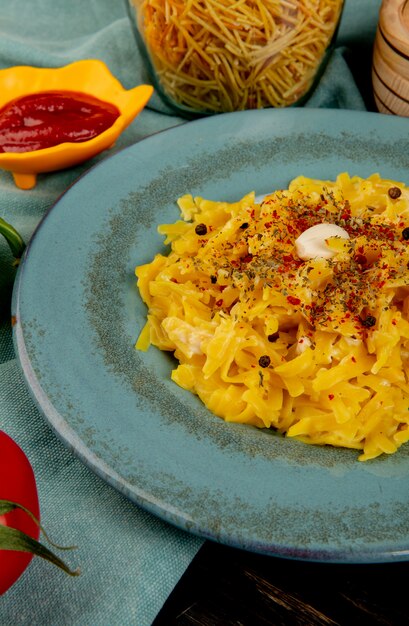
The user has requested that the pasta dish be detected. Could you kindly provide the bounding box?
[135,173,409,461]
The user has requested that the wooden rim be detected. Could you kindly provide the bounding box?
[379,0,409,56]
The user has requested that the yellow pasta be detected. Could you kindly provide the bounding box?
[132,0,344,111]
[135,173,409,461]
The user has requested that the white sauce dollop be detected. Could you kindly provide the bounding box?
[295,223,350,260]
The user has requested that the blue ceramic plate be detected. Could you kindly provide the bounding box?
[13,109,409,563]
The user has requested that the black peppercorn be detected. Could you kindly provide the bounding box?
[388,187,402,199]
[195,223,207,235]
[361,315,376,328]
[402,227,409,241]
[210,275,217,284]
[267,333,279,342]
[258,355,271,368]
[240,222,249,229]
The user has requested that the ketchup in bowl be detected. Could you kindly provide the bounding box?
[0,90,120,153]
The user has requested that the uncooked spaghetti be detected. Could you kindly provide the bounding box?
[132,0,344,112]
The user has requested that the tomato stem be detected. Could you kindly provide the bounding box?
[0,499,80,578]
[0,525,80,577]
[0,217,26,259]
[0,499,77,550]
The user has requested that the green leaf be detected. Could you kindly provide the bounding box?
[0,525,80,577]
[0,217,26,258]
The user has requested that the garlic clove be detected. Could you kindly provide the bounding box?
[295,223,350,260]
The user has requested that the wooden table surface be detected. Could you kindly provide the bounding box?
[154,541,408,625]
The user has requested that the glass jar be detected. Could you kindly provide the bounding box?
[127,0,344,117]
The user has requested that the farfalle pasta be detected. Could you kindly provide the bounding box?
[136,173,409,461]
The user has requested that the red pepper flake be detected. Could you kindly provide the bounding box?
[354,254,367,266]
[282,255,294,264]
[241,254,253,263]
[328,394,335,400]
[215,299,223,307]
[392,319,397,326]
[170,278,178,283]
[351,356,356,363]
[287,295,301,306]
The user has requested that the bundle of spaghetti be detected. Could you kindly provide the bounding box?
[135,173,409,461]
[133,0,343,111]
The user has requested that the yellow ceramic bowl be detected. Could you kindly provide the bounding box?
[0,59,153,189]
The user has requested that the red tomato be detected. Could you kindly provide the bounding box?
[0,430,40,594]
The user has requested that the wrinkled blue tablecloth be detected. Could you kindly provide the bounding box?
[0,1,382,623]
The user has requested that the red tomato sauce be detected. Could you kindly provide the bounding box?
[0,90,120,153]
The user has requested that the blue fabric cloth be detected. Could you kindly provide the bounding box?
[0,0,382,623]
